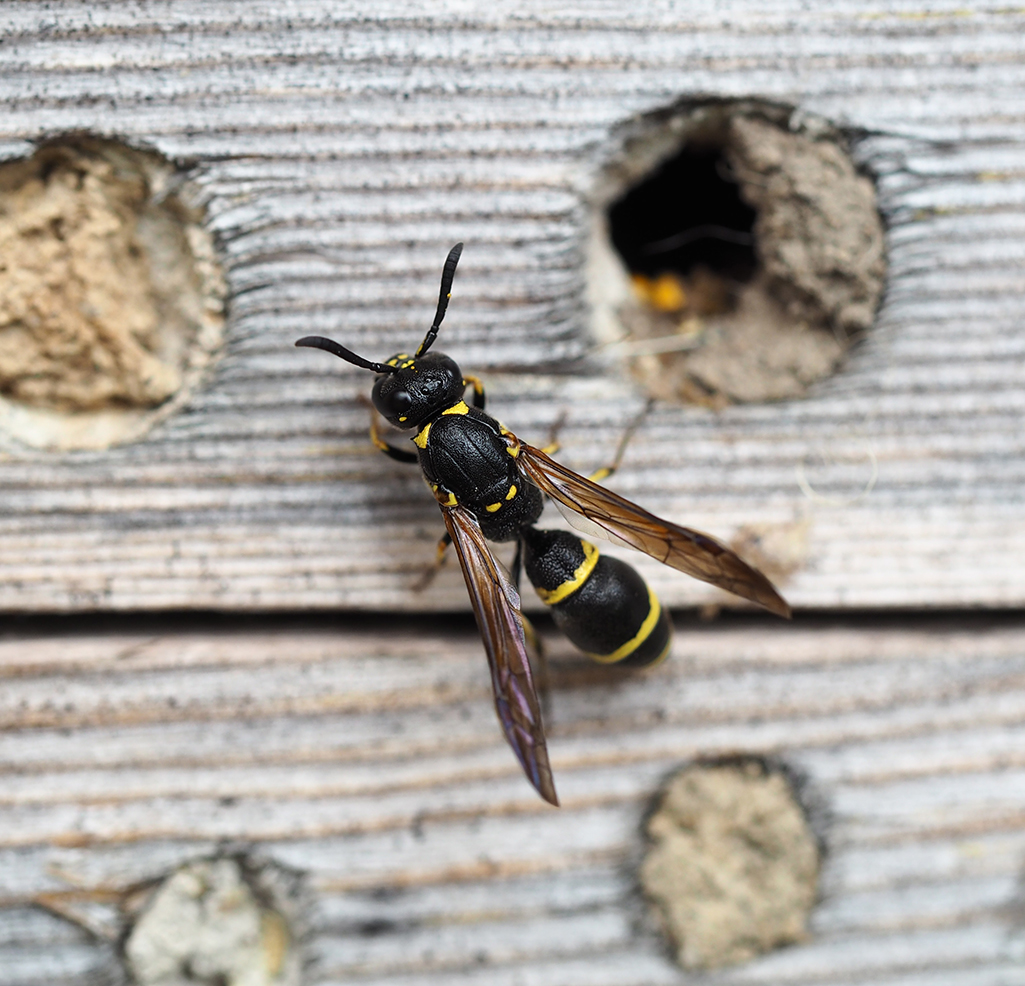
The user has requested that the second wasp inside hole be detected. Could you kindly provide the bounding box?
[592,100,886,407]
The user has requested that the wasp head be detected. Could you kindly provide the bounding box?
[371,351,464,428]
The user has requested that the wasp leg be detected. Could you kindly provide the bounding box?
[540,410,568,457]
[463,374,486,410]
[589,398,654,483]
[360,395,419,463]
[514,536,552,721]
[412,532,452,592]
[511,538,524,591]
[523,613,551,722]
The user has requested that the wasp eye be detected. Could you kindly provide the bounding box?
[388,390,413,413]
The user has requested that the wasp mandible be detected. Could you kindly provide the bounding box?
[297,244,790,805]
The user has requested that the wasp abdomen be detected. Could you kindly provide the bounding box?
[521,528,672,668]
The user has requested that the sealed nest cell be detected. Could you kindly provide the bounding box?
[640,758,822,970]
[0,137,225,450]
[590,102,886,406]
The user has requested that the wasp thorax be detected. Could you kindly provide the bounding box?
[371,351,464,427]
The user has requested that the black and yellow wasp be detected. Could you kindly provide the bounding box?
[297,244,790,805]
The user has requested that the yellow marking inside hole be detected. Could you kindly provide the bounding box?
[505,485,517,500]
[535,541,598,605]
[485,502,502,513]
[442,400,469,416]
[587,586,662,664]
[413,422,431,448]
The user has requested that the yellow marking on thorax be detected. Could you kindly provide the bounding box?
[499,425,521,457]
[430,487,457,507]
[535,541,599,605]
[430,483,458,507]
[442,400,469,416]
[413,422,431,448]
[486,484,518,512]
[587,586,662,664]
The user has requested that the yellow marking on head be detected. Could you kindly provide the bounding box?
[442,400,469,416]
[535,541,598,605]
[485,502,502,513]
[401,360,415,368]
[398,416,407,423]
[505,484,517,500]
[586,586,662,664]
[413,422,431,448]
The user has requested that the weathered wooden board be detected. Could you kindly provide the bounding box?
[0,1,1023,611]
[3,615,1025,983]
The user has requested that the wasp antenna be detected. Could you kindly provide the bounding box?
[416,242,464,358]
[295,335,397,374]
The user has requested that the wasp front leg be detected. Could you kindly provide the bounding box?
[359,395,419,463]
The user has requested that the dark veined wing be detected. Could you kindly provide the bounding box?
[441,503,559,806]
[517,443,791,619]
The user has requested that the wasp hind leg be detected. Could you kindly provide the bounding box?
[512,536,552,720]
[412,532,453,592]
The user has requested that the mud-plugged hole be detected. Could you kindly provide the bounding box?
[591,101,886,406]
[121,857,307,986]
[0,137,225,450]
[639,757,823,970]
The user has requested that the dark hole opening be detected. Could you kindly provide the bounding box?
[608,148,757,283]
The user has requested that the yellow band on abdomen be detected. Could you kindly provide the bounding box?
[586,586,662,664]
[535,541,599,605]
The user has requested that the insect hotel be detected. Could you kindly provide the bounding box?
[1,3,1024,984]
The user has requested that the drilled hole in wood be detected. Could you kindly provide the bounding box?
[640,756,822,970]
[591,101,886,407]
[0,137,225,450]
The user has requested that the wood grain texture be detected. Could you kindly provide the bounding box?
[3,615,1025,982]
[0,1,1021,611]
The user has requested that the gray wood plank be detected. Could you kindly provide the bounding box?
[2,616,1025,981]
[0,1,1021,610]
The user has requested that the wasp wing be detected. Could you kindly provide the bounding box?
[441,503,559,806]
[518,443,791,619]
